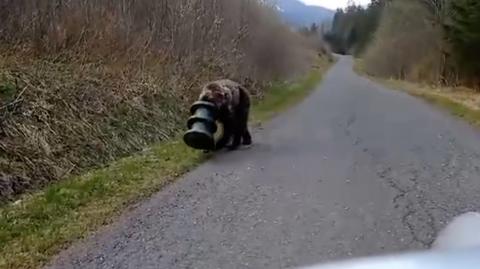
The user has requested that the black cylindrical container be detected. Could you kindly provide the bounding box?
[183,101,219,150]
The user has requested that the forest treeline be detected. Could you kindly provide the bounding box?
[325,0,480,88]
[0,0,329,200]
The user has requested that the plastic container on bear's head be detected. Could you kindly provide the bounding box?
[183,101,219,150]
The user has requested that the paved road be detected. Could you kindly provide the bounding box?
[48,56,480,269]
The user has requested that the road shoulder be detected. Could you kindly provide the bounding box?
[0,59,334,269]
[354,59,480,128]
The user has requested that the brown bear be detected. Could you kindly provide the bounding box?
[199,79,252,150]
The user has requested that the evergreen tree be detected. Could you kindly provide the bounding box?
[446,0,480,77]
[324,0,387,55]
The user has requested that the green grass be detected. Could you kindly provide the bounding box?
[0,62,331,269]
[252,69,324,122]
[0,142,204,269]
[0,76,18,103]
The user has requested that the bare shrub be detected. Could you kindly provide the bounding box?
[0,0,319,85]
[362,0,444,83]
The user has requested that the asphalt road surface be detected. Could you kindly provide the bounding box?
[48,56,480,269]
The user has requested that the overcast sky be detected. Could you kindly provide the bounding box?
[299,0,371,10]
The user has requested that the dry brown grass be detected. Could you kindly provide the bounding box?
[386,80,480,111]
[356,60,480,127]
[0,54,188,199]
[0,0,328,200]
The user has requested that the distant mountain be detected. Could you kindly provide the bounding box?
[273,0,334,27]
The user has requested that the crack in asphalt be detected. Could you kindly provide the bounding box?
[47,56,480,269]
[344,109,445,248]
[375,163,434,247]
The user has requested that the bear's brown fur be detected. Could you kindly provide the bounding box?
[199,79,252,150]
